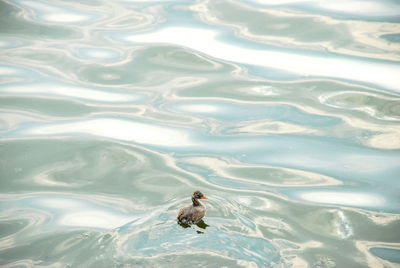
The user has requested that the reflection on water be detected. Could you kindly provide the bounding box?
[1,0,400,267]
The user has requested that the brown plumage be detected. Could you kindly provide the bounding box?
[177,190,208,224]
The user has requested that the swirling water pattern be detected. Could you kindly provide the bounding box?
[0,0,400,267]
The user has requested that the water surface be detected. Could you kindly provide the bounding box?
[1,0,400,267]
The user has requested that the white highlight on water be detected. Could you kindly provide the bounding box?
[126,27,400,92]
[299,191,385,207]
[25,118,193,147]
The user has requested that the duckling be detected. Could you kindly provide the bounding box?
[177,190,208,224]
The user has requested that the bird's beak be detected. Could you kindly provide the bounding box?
[201,196,208,199]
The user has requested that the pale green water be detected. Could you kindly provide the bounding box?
[1,0,400,267]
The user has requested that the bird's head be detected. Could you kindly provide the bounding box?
[192,190,208,200]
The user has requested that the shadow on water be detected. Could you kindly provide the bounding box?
[177,219,209,233]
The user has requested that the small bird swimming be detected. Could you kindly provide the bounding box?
[177,190,208,224]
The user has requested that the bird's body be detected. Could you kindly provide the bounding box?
[177,191,208,224]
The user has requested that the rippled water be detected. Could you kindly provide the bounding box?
[1,0,400,267]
